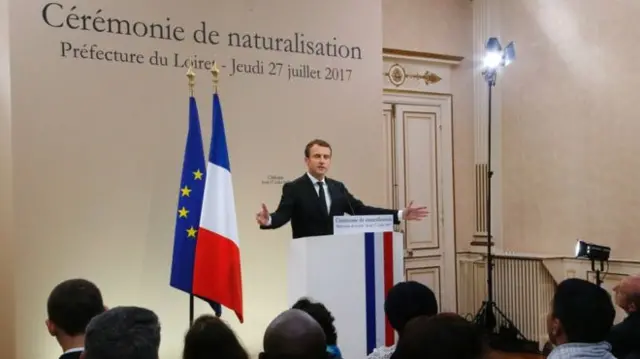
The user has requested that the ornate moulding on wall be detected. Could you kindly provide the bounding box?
[382,48,464,93]
[386,63,442,87]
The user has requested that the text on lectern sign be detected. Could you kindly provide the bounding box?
[333,215,394,234]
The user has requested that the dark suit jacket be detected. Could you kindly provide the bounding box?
[607,312,640,359]
[260,173,400,239]
[60,350,82,359]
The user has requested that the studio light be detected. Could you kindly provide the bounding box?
[503,42,516,67]
[482,37,516,85]
[575,240,611,262]
[575,239,611,287]
[483,37,503,68]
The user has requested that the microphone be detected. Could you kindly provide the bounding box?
[342,186,355,215]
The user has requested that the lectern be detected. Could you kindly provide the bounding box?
[287,215,405,359]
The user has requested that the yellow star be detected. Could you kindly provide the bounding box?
[186,226,197,237]
[178,207,189,218]
[193,169,203,180]
[181,186,191,197]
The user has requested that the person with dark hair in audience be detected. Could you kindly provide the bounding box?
[182,314,249,359]
[367,280,438,359]
[292,297,342,359]
[260,309,327,359]
[546,278,617,359]
[391,313,488,359]
[45,278,106,359]
[607,275,640,359]
[81,306,161,359]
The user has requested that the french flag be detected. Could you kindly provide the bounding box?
[192,92,244,323]
[365,231,401,353]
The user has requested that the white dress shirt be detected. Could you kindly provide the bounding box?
[306,172,331,212]
[64,348,84,354]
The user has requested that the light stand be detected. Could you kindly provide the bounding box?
[472,38,537,353]
[575,240,611,287]
[591,259,604,287]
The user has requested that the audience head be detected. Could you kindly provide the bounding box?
[613,274,640,313]
[46,278,105,342]
[292,297,338,346]
[385,281,438,334]
[182,314,249,359]
[260,309,327,359]
[547,278,616,346]
[82,306,161,359]
[391,313,487,359]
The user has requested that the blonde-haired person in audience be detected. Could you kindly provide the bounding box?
[182,314,249,359]
[367,281,438,359]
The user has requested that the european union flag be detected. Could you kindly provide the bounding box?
[170,95,222,317]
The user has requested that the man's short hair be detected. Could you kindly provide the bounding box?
[392,313,487,359]
[304,139,332,158]
[261,309,327,359]
[385,281,438,333]
[84,306,161,359]
[552,278,616,343]
[47,278,104,336]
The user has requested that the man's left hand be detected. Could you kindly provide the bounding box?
[402,200,429,221]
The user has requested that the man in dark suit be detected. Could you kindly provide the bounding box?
[607,275,640,359]
[45,278,106,359]
[256,139,428,239]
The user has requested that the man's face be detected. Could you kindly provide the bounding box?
[546,299,566,346]
[613,282,626,310]
[613,280,636,313]
[546,312,565,346]
[305,145,331,178]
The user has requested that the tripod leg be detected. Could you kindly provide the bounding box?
[473,301,497,331]
[490,302,526,338]
[473,301,488,323]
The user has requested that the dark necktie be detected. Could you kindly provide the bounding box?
[318,181,329,215]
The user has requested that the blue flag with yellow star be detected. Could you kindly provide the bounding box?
[170,95,221,317]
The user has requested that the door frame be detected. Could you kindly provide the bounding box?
[382,89,457,311]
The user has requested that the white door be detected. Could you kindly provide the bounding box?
[382,95,456,312]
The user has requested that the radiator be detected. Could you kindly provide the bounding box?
[458,255,557,347]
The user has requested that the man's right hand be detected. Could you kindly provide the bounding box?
[256,203,270,226]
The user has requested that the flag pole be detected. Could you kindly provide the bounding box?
[186,58,196,327]
[207,60,224,319]
[211,61,219,94]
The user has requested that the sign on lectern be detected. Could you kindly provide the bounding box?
[287,214,403,359]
